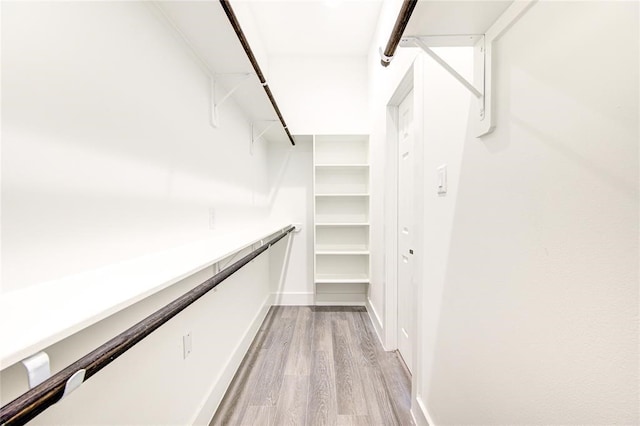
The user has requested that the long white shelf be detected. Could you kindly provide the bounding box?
[0,221,291,369]
[404,0,513,37]
[154,2,290,146]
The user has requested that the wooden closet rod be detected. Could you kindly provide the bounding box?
[219,0,296,146]
[0,225,295,426]
[380,0,418,67]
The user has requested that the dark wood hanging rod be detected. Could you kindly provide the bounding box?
[380,0,418,67]
[0,225,295,426]
[219,0,296,146]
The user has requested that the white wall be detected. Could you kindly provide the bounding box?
[426,2,639,424]
[1,1,283,424]
[267,137,314,304]
[1,1,270,292]
[268,55,369,135]
[0,253,278,425]
[369,1,639,424]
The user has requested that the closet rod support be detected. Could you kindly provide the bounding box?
[211,73,253,128]
[406,36,483,99]
[404,36,485,119]
[251,120,277,154]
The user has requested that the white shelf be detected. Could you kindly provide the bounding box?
[315,193,369,197]
[404,1,513,37]
[315,222,369,227]
[315,164,369,168]
[316,250,369,256]
[153,2,291,146]
[316,196,369,224]
[0,221,291,369]
[315,275,370,284]
[316,244,368,252]
[314,135,369,165]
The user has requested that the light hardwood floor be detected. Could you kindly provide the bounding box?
[211,306,414,426]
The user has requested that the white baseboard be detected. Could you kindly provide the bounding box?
[365,298,386,350]
[272,291,314,305]
[413,395,435,426]
[191,293,274,425]
[315,301,367,306]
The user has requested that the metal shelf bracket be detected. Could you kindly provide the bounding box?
[402,35,487,125]
[397,1,535,137]
[211,73,252,128]
[250,120,277,154]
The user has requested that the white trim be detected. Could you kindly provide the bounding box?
[272,292,315,306]
[410,53,427,414]
[314,301,367,307]
[191,293,274,425]
[365,298,387,350]
[413,395,436,426]
[385,59,420,352]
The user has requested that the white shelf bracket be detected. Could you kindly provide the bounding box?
[211,73,252,128]
[250,120,277,155]
[399,1,536,137]
[403,36,486,124]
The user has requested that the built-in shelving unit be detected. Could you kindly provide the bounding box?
[313,135,370,305]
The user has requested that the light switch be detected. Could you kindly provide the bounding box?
[437,165,447,195]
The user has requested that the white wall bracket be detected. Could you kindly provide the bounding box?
[211,73,252,128]
[398,1,536,137]
[401,35,487,134]
[250,120,277,154]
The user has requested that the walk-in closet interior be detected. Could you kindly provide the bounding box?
[1,1,638,425]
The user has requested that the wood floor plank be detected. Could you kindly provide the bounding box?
[306,350,338,426]
[249,316,296,406]
[238,405,274,426]
[312,308,333,353]
[273,375,310,425]
[348,310,378,367]
[260,306,287,350]
[284,306,313,376]
[336,415,372,425]
[360,365,399,425]
[331,319,367,416]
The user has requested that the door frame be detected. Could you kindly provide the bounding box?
[384,55,425,362]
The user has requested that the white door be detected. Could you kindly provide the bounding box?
[397,90,414,373]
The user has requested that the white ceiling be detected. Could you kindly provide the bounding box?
[241,0,383,56]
